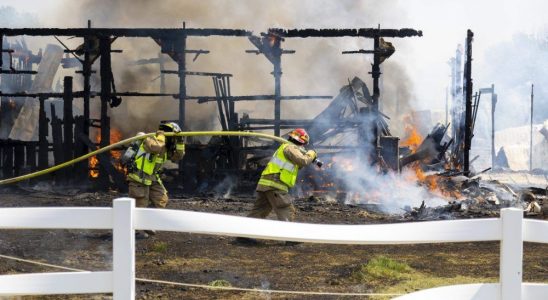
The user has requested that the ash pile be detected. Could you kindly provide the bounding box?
[401,174,547,220]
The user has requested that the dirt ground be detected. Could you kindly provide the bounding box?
[0,187,546,299]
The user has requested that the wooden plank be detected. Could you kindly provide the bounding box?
[9,44,63,141]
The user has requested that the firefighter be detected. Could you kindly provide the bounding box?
[126,122,185,239]
[236,128,317,245]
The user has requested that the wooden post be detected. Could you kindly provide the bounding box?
[463,30,474,176]
[99,37,112,185]
[50,103,64,180]
[25,142,36,172]
[73,116,87,180]
[177,35,187,178]
[3,144,13,179]
[491,90,497,169]
[13,144,24,176]
[38,96,49,170]
[273,44,282,137]
[529,84,534,171]
[63,76,74,181]
[112,198,135,299]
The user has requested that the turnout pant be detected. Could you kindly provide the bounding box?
[128,180,168,208]
[248,190,295,221]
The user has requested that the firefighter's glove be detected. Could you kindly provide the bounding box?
[156,130,165,137]
[306,150,317,160]
[175,142,185,155]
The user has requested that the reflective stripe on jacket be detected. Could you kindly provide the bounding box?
[259,143,299,192]
[128,141,167,186]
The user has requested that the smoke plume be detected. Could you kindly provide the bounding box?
[37,0,419,138]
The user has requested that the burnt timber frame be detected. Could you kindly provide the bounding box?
[463,29,474,176]
[0,25,421,188]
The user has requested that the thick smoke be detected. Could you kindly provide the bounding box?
[333,152,446,214]
[40,0,418,138]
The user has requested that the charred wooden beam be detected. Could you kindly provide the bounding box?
[162,70,232,77]
[82,23,92,150]
[99,37,112,184]
[63,76,74,181]
[530,84,534,171]
[0,70,37,74]
[268,28,422,38]
[73,116,87,180]
[0,91,332,101]
[2,144,13,179]
[177,36,187,176]
[38,96,48,170]
[195,95,332,102]
[240,118,312,126]
[0,28,253,38]
[13,144,24,176]
[50,103,64,179]
[25,142,36,172]
[463,29,474,176]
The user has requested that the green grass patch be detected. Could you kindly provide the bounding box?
[151,241,168,253]
[208,279,232,287]
[353,256,413,285]
[352,255,496,299]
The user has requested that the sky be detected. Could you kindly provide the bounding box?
[0,0,546,131]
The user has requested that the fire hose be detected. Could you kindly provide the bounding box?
[0,131,290,186]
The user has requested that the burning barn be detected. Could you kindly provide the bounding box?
[0,21,544,218]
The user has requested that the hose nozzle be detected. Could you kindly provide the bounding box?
[313,158,323,168]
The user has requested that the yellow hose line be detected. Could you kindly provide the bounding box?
[0,131,287,185]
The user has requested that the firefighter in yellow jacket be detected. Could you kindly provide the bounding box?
[248,128,317,220]
[126,122,185,238]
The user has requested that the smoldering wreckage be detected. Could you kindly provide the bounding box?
[0,25,545,221]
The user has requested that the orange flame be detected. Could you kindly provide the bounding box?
[400,125,423,153]
[89,128,126,178]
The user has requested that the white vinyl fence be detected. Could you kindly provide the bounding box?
[0,197,546,299]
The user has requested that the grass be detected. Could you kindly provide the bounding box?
[208,279,232,287]
[353,256,413,285]
[353,255,496,298]
[151,241,168,253]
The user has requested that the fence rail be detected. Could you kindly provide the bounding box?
[0,197,546,299]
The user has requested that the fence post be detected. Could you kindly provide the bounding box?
[500,208,523,300]
[113,198,135,299]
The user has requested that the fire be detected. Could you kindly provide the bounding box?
[89,128,126,178]
[404,162,461,199]
[89,131,100,178]
[400,125,423,153]
[400,125,457,199]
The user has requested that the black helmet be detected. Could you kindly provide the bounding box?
[159,122,181,133]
